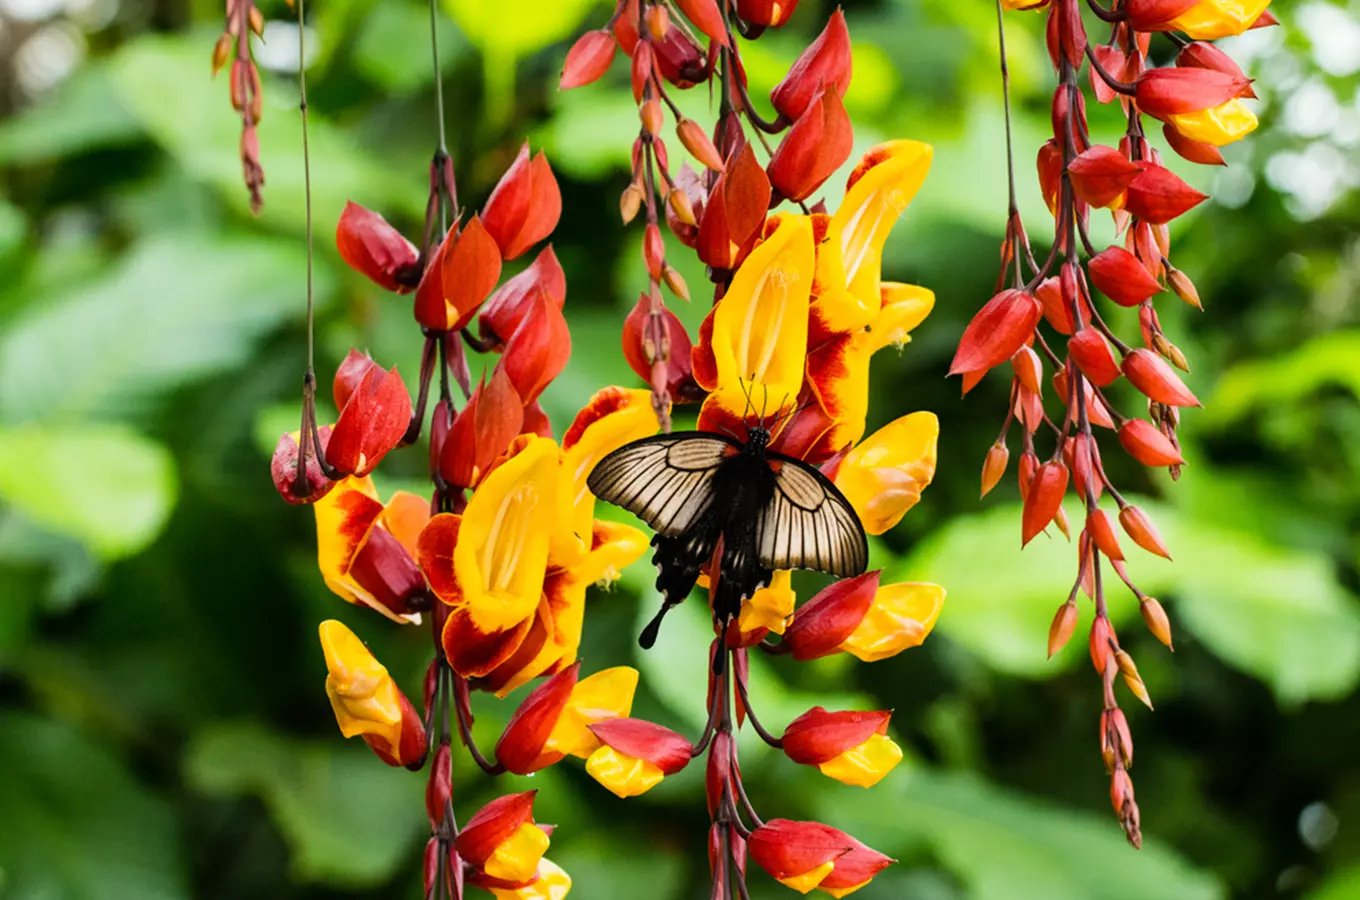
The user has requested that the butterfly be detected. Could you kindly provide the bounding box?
[586,421,869,652]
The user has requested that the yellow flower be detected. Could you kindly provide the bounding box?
[1167,0,1272,39]
[834,412,939,535]
[840,583,946,662]
[544,666,640,759]
[318,619,425,766]
[484,823,551,883]
[585,747,666,798]
[739,570,796,635]
[1166,99,1258,146]
[818,733,904,788]
[488,859,573,900]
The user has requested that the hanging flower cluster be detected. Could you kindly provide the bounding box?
[265,0,952,894]
[211,0,270,212]
[968,0,1277,847]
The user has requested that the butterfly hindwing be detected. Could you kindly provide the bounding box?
[586,432,736,538]
[755,452,869,578]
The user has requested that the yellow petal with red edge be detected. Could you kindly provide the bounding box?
[315,476,410,621]
[585,746,665,798]
[711,214,815,398]
[489,859,572,900]
[806,332,872,453]
[1168,0,1271,39]
[558,388,658,565]
[455,435,560,633]
[840,582,946,662]
[819,141,933,320]
[739,570,795,635]
[483,822,551,884]
[319,620,403,753]
[545,666,639,758]
[869,284,935,352]
[777,860,835,894]
[1166,99,1258,147]
[817,733,904,788]
[821,880,872,898]
[834,412,939,535]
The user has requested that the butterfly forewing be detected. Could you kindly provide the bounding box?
[586,432,736,537]
[755,454,869,577]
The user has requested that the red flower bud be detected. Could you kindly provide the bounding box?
[1118,418,1185,467]
[767,87,853,203]
[497,663,579,775]
[771,10,851,122]
[1162,123,1226,166]
[949,289,1042,381]
[1022,460,1069,545]
[271,425,335,504]
[1048,601,1078,658]
[1135,67,1249,119]
[1068,328,1122,387]
[588,719,692,774]
[1086,508,1124,560]
[642,223,665,279]
[477,245,567,351]
[1035,276,1076,335]
[481,144,562,261]
[1122,348,1200,407]
[1037,139,1063,214]
[1141,597,1174,649]
[674,0,728,47]
[1124,162,1207,224]
[697,142,770,269]
[629,39,654,102]
[499,289,570,405]
[1068,145,1141,209]
[622,294,697,400]
[676,118,725,172]
[560,29,616,90]
[736,0,801,27]
[335,201,419,293]
[327,362,412,477]
[1119,504,1171,559]
[980,442,1009,499]
[783,571,881,661]
[426,744,451,828]
[1125,0,1198,31]
[455,792,538,867]
[1090,615,1114,674]
[1177,41,1252,93]
[1088,246,1163,307]
[782,708,891,765]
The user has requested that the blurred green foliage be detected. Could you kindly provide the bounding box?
[0,0,1358,898]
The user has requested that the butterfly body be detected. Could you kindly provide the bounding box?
[588,425,868,650]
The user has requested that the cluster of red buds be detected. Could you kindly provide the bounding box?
[212,0,275,213]
[960,0,1277,847]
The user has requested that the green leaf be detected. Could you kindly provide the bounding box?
[0,235,331,424]
[444,0,595,60]
[0,64,144,165]
[1205,330,1360,426]
[0,425,176,560]
[820,769,1223,900]
[1307,866,1360,900]
[185,721,426,886]
[354,2,469,93]
[0,712,189,900]
[109,35,420,228]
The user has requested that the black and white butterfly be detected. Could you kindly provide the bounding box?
[587,423,868,651]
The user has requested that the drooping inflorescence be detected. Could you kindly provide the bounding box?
[964,0,1277,847]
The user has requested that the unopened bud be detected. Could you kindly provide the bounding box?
[1011,346,1042,395]
[643,223,665,280]
[666,189,696,227]
[1100,708,1133,772]
[212,33,232,76]
[1053,504,1071,540]
[1048,601,1078,658]
[645,4,670,40]
[676,117,726,172]
[620,184,644,224]
[1140,597,1173,650]
[248,4,265,37]
[980,442,1009,499]
[1115,650,1153,709]
[1167,267,1201,309]
[1111,768,1135,816]
[1017,450,1039,501]
[661,263,690,301]
[1090,615,1114,674]
[640,98,664,137]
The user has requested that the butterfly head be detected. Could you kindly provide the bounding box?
[745,425,771,453]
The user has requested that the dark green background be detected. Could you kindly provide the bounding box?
[0,0,1357,897]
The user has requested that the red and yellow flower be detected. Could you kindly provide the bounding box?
[748,819,894,897]
[782,708,903,788]
[318,619,427,767]
[457,792,553,886]
[783,573,946,663]
[585,718,693,798]
[314,476,429,624]
[497,663,640,774]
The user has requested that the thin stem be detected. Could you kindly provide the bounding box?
[428,0,447,154]
[1085,43,1137,96]
[732,671,782,749]
[452,674,506,776]
[996,0,1018,215]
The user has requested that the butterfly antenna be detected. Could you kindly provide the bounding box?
[737,378,754,421]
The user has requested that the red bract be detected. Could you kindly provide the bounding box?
[1178,41,1252,93]
[271,425,334,504]
[1118,419,1185,467]
[588,719,692,774]
[949,289,1042,381]
[496,663,578,775]
[782,708,891,766]
[674,0,728,47]
[335,201,419,293]
[1068,328,1122,387]
[1163,123,1226,166]
[476,246,566,351]
[328,362,412,477]
[1088,246,1162,307]
[622,294,696,400]
[481,144,562,261]
[1135,68,1249,118]
[1124,163,1207,224]
[1122,348,1200,407]
[454,792,538,866]
[736,0,801,27]
[770,10,851,122]
[1037,139,1062,213]
[1088,45,1130,105]
[412,216,503,332]
[766,87,853,203]
[1067,145,1140,209]
[560,29,616,90]
[499,289,571,405]
[439,368,523,489]
[782,572,881,661]
[334,348,379,409]
[697,141,770,270]
[1120,504,1172,558]
[1125,0,1198,30]
[748,820,854,881]
[1022,461,1069,545]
